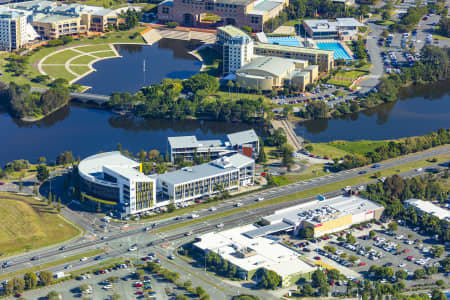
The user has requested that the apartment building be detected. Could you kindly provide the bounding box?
[7,0,118,40]
[0,8,37,50]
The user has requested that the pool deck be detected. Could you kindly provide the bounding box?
[315,39,354,60]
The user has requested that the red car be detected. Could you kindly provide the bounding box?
[407,256,414,261]
[359,262,366,266]
[329,281,334,286]
[136,291,143,295]
[135,283,143,288]
[15,294,22,298]
[403,249,409,253]
[314,256,321,260]
[0,182,4,185]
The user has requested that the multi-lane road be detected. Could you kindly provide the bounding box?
[2,145,450,278]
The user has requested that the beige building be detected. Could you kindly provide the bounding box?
[236,56,317,91]
[253,42,334,72]
[7,0,119,40]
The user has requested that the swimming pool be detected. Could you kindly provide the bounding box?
[316,42,352,60]
[268,36,301,47]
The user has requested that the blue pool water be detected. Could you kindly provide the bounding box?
[268,36,301,47]
[316,42,352,60]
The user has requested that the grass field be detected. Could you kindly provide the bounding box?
[375,20,395,26]
[0,193,80,257]
[93,51,117,58]
[327,78,353,87]
[70,55,97,65]
[41,65,76,81]
[333,70,367,80]
[154,151,450,234]
[0,249,104,281]
[433,33,450,40]
[41,49,79,65]
[77,44,113,52]
[69,65,91,75]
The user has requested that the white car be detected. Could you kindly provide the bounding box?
[234,202,243,207]
[80,257,88,262]
[128,246,137,252]
[216,223,224,228]
[416,168,423,172]
[256,197,264,202]
[209,206,217,212]
[398,263,406,268]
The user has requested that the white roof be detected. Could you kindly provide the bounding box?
[227,129,258,146]
[194,224,315,276]
[336,17,365,27]
[264,195,383,225]
[78,151,139,181]
[405,199,450,221]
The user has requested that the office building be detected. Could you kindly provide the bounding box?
[78,151,156,216]
[404,199,450,221]
[157,153,255,203]
[157,0,289,32]
[167,129,259,162]
[253,42,334,72]
[0,8,38,50]
[303,18,364,41]
[194,224,316,286]
[247,195,384,238]
[236,56,317,91]
[218,26,255,74]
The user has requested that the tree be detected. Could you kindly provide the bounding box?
[413,268,426,279]
[311,269,327,288]
[13,277,25,292]
[369,230,376,238]
[47,291,61,300]
[431,245,444,258]
[183,280,192,288]
[195,286,206,297]
[327,269,340,281]
[4,280,14,295]
[388,222,398,231]
[111,293,121,300]
[259,269,281,289]
[431,289,446,300]
[36,164,49,182]
[348,255,359,263]
[39,271,53,286]
[299,283,314,296]
[136,269,145,280]
[24,272,38,290]
[319,284,330,296]
[395,270,408,280]
[298,227,314,239]
[346,233,356,244]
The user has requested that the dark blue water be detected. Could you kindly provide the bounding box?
[295,80,450,142]
[76,40,202,95]
[0,104,253,165]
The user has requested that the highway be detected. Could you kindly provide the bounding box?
[1,145,449,277]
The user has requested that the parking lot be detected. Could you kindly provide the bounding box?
[288,220,449,289]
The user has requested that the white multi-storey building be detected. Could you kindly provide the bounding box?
[223,35,254,74]
[0,9,33,51]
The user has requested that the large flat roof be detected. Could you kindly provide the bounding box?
[254,42,334,56]
[168,136,198,149]
[264,195,383,225]
[218,25,251,38]
[405,199,450,221]
[78,151,140,181]
[194,224,315,276]
[158,153,252,185]
[249,0,283,15]
[227,129,258,146]
[238,56,294,77]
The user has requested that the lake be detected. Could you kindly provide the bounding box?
[0,104,254,166]
[76,40,203,94]
[295,80,450,142]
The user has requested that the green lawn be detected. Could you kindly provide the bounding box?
[283,20,302,26]
[70,55,97,65]
[375,20,395,26]
[77,44,113,53]
[69,65,91,75]
[41,49,79,65]
[93,51,117,58]
[433,33,450,40]
[334,70,367,80]
[325,140,392,156]
[327,78,353,88]
[0,249,104,281]
[308,143,350,158]
[0,193,81,257]
[41,65,76,82]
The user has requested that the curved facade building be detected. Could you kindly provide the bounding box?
[78,151,156,215]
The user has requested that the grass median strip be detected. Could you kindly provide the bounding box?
[0,249,105,280]
[155,152,450,234]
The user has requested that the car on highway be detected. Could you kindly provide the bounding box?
[64,264,72,269]
[234,202,243,207]
[209,206,217,212]
[128,246,137,252]
[372,164,381,168]
[31,256,39,261]
[256,197,264,202]
[185,231,192,236]
[216,223,224,228]
[80,257,88,262]
[168,255,175,260]
[59,246,66,250]
[359,170,367,174]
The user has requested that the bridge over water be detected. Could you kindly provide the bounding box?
[31,87,110,105]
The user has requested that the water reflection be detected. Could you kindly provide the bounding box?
[296,80,450,141]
